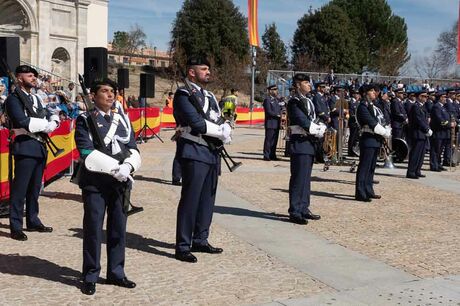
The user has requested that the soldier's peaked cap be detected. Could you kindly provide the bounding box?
[15,65,38,77]
[293,73,310,82]
[186,56,211,68]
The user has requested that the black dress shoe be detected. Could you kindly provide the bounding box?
[10,231,28,241]
[191,243,223,254]
[81,282,96,295]
[430,168,442,172]
[26,224,53,233]
[440,167,447,171]
[106,277,136,288]
[172,180,182,186]
[270,157,279,161]
[369,194,381,199]
[373,180,380,184]
[416,173,426,178]
[355,197,371,202]
[303,211,321,220]
[406,174,419,179]
[263,157,271,161]
[289,215,308,225]
[175,251,197,263]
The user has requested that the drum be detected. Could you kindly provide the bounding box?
[392,138,409,162]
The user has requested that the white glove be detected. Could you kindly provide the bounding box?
[309,122,321,136]
[50,114,60,123]
[426,129,433,137]
[317,123,327,138]
[221,122,232,140]
[223,135,232,144]
[373,124,386,137]
[43,121,58,133]
[111,163,132,182]
[384,126,392,138]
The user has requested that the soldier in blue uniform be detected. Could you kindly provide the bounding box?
[327,87,342,130]
[173,57,231,263]
[355,85,391,202]
[263,85,281,160]
[347,89,360,156]
[429,92,450,172]
[287,74,324,224]
[390,88,408,142]
[312,82,331,125]
[406,90,432,179]
[5,65,60,241]
[75,79,141,295]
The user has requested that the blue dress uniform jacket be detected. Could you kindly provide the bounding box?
[173,88,219,165]
[263,95,281,160]
[5,92,53,232]
[355,100,381,200]
[173,84,221,253]
[287,95,316,218]
[390,97,407,141]
[328,95,339,130]
[6,92,48,158]
[312,92,330,123]
[74,103,138,283]
[407,102,430,177]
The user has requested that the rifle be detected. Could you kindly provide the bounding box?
[177,66,242,172]
[0,58,64,158]
[75,74,143,215]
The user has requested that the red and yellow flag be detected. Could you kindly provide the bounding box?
[248,0,259,47]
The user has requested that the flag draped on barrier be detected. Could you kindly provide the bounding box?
[0,107,265,202]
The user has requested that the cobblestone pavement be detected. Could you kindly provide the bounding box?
[0,126,458,305]
[221,127,460,279]
[0,127,328,305]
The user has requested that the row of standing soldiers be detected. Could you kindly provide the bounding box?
[263,82,460,171]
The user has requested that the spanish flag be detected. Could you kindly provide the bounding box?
[248,0,259,47]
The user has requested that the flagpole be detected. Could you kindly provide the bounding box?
[250,46,256,125]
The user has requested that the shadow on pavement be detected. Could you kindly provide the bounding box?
[272,188,356,201]
[69,228,175,259]
[214,206,291,223]
[41,191,82,203]
[135,175,175,186]
[0,253,80,288]
[311,176,355,185]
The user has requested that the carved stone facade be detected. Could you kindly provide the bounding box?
[0,0,108,82]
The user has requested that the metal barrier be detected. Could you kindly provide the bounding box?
[267,70,460,96]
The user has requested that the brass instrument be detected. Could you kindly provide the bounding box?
[323,128,337,160]
[380,137,395,169]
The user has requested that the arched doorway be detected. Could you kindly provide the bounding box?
[51,47,71,80]
[0,0,33,63]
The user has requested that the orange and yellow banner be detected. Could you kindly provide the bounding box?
[248,0,259,47]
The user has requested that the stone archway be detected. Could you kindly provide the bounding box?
[51,47,71,80]
[0,0,34,63]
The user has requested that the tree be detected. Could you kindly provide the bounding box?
[435,21,458,71]
[170,0,249,91]
[330,0,410,73]
[111,24,147,65]
[262,23,287,69]
[413,52,444,79]
[292,4,361,73]
[112,31,130,53]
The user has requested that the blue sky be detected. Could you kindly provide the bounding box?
[108,0,458,57]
